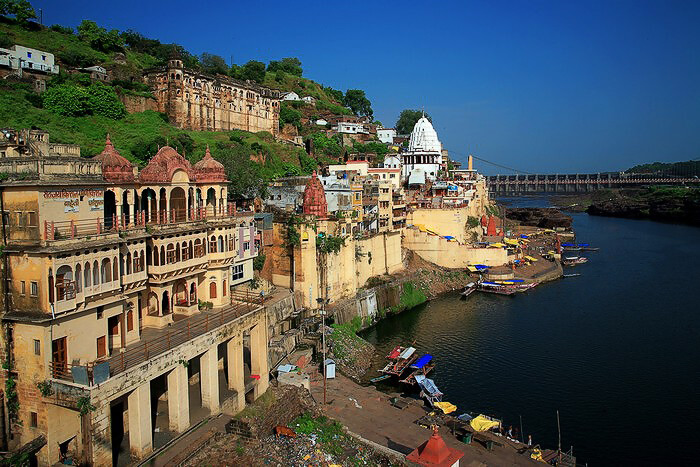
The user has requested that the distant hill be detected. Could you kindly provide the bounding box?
[627,159,700,177]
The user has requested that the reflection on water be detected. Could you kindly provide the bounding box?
[361,201,700,466]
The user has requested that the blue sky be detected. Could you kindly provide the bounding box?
[34,0,700,174]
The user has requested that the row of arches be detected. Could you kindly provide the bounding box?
[104,186,227,229]
[50,249,146,303]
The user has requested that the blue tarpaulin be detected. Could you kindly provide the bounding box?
[413,354,433,369]
[520,234,529,238]
[443,236,454,240]
[562,243,575,247]
[474,264,489,270]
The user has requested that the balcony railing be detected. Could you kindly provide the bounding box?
[43,205,256,242]
[104,301,259,380]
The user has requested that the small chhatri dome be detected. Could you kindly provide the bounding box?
[302,171,328,218]
[194,145,227,183]
[138,145,194,184]
[408,116,442,153]
[406,425,464,467]
[93,134,134,183]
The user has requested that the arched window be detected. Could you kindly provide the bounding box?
[209,235,217,253]
[75,264,82,293]
[188,241,193,259]
[160,246,165,264]
[126,252,132,275]
[92,260,99,285]
[223,280,227,296]
[166,244,175,264]
[218,235,224,252]
[209,282,217,299]
[48,268,54,304]
[175,243,181,262]
[101,258,112,283]
[113,256,118,281]
[84,262,91,288]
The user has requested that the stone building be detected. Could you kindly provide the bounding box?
[144,58,281,134]
[0,132,269,466]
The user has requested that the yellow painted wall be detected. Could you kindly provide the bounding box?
[403,228,508,268]
[408,207,471,243]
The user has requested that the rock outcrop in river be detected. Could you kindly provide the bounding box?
[505,207,573,229]
[586,187,700,225]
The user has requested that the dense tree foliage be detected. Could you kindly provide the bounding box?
[42,82,126,119]
[323,86,345,104]
[200,52,228,76]
[628,160,700,177]
[120,29,201,69]
[309,132,343,160]
[77,20,124,53]
[279,103,302,131]
[0,0,36,24]
[239,60,266,83]
[343,89,373,118]
[267,57,302,76]
[395,109,431,135]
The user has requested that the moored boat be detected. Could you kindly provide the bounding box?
[460,282,477,298]
[562,256,588,266]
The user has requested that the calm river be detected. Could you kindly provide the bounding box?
[361,198,700,466]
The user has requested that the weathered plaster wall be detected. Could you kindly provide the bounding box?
[403,228,508,268]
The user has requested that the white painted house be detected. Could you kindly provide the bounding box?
[377,128,396,144]
[332,121,369,134]
[302,96,316,104]
[0,45,59,74]
[315,118,328,126]
[281,91,300,101]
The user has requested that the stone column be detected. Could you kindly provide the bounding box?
[128,382,152,458]
[200,345,220,414]
[226,335,245,412]
[250,324,269,398]
[167,365,190,432]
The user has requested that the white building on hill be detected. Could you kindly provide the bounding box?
[401,116,442,185]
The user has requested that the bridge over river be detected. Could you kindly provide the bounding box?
[486,173,697,194]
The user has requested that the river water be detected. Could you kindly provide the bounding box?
[360,197,700,466]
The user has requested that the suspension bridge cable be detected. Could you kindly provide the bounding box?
[446,149,535,175]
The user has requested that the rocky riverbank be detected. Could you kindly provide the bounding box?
[551,187,700,225]
[586,187,700,225]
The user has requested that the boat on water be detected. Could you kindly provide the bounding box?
[563,273,581,278]
[562,256,588,266]
[580,246,600,251]
[369,374,391,383]
[460,282,477,298]
[399,354,435,385]
[380,346,418,376]
[478,281,517,295]
[492,279,538,291]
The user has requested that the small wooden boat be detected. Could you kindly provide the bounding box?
[563,273,581,278]
[399,354,435,385]
[370,374,391,383]
[579,247,599,251]
[380,346,418,376]
[460,282,477,298]
[478,281,516,295]
[562,256,588,266]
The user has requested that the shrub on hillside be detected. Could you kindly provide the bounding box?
[50,24,73,35]
[280,103,302,131]
[42,82,126,119]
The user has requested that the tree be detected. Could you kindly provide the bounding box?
[323,86,344,104]
[279,103,302,131]
[343,89,373,118]
[395,109,431,135]
[200,53,228,76]
[240,60,266,83]
[0,0,36,24]
[77,20,124,53]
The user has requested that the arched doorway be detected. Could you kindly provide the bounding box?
[104,190,116,229]
[148,292,159,316]
[170,187,186,222]
[174,280,187,306]
[159,188,167,221]
[141,188,157,222]
[122,190,130,224]
[209,282,217,299]
[162,291,170,315]
[190,283,197,304]
[206,188,216,215]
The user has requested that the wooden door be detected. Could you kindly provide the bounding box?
[52,337,67,378]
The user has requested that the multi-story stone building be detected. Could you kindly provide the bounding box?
[144,58,281,134]
[0,131,269,465]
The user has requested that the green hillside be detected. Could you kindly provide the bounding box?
[0,11,375,197]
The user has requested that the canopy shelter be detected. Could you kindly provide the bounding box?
[525,255,538,262]
[470,414,501,432]
[434,401,457,414]
[412,354,433,369]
